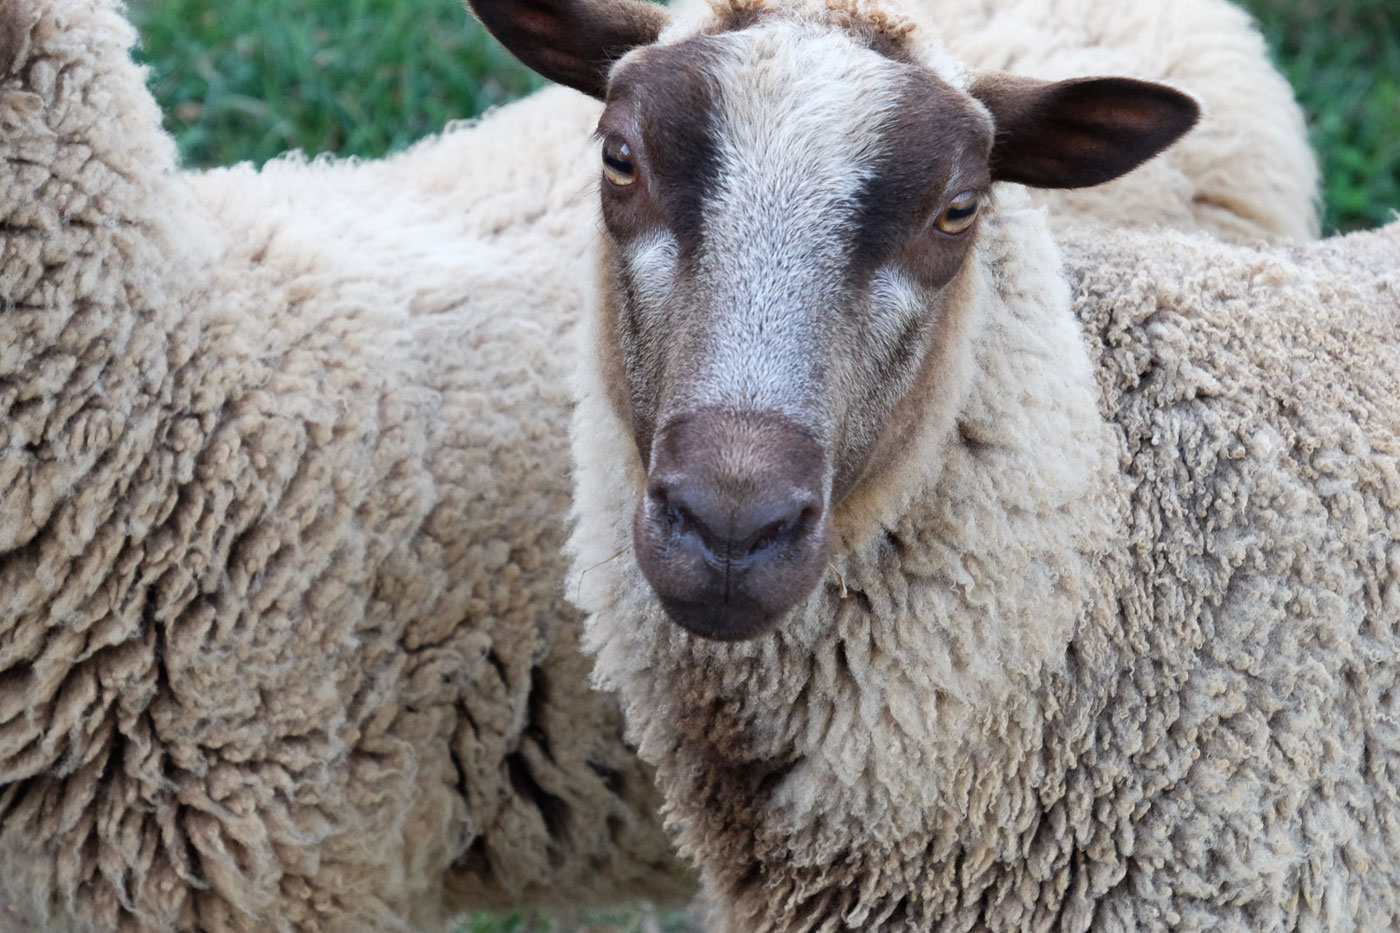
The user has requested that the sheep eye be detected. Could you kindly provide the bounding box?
[602,134,638,186]
[933,191,979,234]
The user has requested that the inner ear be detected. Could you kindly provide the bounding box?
[970,74,1201,190]
[464,0,668,99]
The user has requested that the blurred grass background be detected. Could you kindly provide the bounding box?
[128,0,1399,233]
[1245,0,1399,231]
[120,0,1396,927]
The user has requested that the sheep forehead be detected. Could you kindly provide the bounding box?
[708,22,908,154]
[654,0,967,86]
[702,24,908,245]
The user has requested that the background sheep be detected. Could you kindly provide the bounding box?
[0,0,690,929]
[465,0,1400,926]
[915,0,1320,241]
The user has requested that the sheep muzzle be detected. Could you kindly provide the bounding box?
[633,408,832,640]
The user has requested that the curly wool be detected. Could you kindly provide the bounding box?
[571,195,1400,928]
[0,1,689,930]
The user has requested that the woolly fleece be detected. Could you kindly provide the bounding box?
[0,0,689,929]
[570,148,1399,933]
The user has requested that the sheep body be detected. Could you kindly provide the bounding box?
[570,164,1400,932]
[0,2,688,929]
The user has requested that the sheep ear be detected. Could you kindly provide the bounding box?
[970,74,1200,189]
[464,0,668,99]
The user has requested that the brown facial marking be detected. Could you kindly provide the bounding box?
[846,69,992,284]
[603,39,725,257]
[821,73,991,501]
[597,38,732,460]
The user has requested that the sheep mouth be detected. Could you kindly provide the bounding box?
[633,497,833,641]
[656,594,789,641]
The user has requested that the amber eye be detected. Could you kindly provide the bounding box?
[602,134,638,186]
[933,191,979,234]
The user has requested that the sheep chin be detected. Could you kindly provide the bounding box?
[656,595,785,641]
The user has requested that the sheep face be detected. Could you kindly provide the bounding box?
[592,24,996,641]
[466,0,1199,641]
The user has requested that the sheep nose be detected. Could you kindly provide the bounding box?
[633,409,833,641]
[650,473,818,567]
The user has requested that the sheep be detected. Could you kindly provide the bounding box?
[0,0,692,929]
[464,0,1400,927]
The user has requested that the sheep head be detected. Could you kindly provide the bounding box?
[466,0,1199,640]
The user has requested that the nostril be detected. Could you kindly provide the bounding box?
[650,483,709,547]
[746,520,787,556]
[741,503,817,557]
[647,474,822,564]
[667,502,699,539]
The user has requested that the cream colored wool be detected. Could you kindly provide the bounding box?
[0,0,691,930]
[570,186,1400,927]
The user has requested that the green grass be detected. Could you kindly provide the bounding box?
[1238,0,1400,232]
[129,0,540,168]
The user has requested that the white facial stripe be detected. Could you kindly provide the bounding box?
[866,266,926,353]
[682,23,910,423]
[626,230,680,304]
